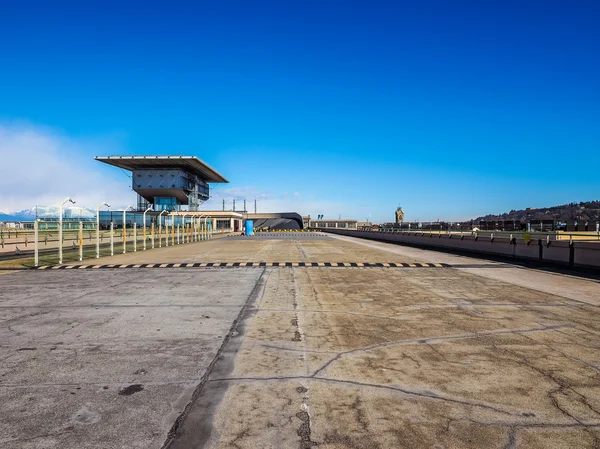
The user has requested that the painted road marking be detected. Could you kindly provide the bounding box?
[30,262,452,270]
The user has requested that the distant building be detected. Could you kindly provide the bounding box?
[2,222,24,229]
[302,216,311,228]
[357,221,372,231]
[308,219,358,230]
[95,155,229,211]
[395,207,404,224]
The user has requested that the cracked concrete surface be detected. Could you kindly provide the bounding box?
[2,233,600,448]
[0,269,263,449]
[167,237,600,449]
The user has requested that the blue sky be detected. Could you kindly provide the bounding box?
[0,0,598,222]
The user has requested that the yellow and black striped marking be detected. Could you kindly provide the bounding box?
[256,229,314,232]
[35,262,451,270]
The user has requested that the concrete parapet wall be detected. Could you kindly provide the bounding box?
[322,229,600,270]
[573,241,600,269]
[542,240,572,265]
[514,240,542,261]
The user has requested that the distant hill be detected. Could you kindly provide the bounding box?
[475,201,600,222]
[0,206,95,222]
[0,209,35,222]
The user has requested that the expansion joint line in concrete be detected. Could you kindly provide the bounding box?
[33,261,452,270]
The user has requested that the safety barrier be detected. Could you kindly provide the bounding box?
[2,218,214,267]
[321,229,600,271]
[255,229,313,233]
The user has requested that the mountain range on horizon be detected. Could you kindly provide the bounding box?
[0,206,96,222]
[2,201,600,224]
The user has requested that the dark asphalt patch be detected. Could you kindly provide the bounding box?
[119,384,144,396]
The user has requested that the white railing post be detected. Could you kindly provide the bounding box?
[123,211,127,254]
[95,202,110,258]
[110,222,114,256]
[96,214,100,258]
[58,197,75,264]
[133,223,137,252]
[34,220,39,267]
[79,221,83,261]
[59,217,63,264]
[143,206,152,250]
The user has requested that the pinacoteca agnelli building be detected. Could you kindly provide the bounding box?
[95,155,229,211]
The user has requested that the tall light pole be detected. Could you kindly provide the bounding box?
[195,214,206,241]
[159,210,168,247]
[143,206,153,250]
[187,214,193,243]
[169,213,175,246]
[196,214,208,240]
[180,214,186,243]
[186,214,191,243]
[183,214,191,243]
[123,205,134,254]
[96,202,110,258]
[59,197,75,264]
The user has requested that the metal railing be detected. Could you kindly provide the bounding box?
[375,228,600,242]
[0,215,214,267]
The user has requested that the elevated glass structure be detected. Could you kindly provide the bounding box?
[95,155,229,211]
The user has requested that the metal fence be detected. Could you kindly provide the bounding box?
[381,219,600,233]
[0,215,213,267]
[375,227,600,242]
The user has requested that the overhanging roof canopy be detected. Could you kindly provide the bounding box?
[95,155,229,183]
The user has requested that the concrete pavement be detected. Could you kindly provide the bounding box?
[2,233,600,448]
[0,269,263,449]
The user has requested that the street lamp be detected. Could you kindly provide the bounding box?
[59,197,75,264]
[123,205,134,254]
[186,214,193,243]
[143,206,153,250]
[183,214,191,243]
[196,214,209,240]
[159,210,168,247]
[96,202,110,258]
[186,214,192,243]
[194,214,202,241]
[179,214,186,243]
[178,214,186,244]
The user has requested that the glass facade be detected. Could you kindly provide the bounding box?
[132,169,210,211]
[215,219,231,230]
[137,195,150,211]
[154,197,178,211]
[20,212,219,232]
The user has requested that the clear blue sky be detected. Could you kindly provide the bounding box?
[1,0,598,222]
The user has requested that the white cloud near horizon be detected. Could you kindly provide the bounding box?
[0,122,134,213]
[202,185,352,218]
[0,122,353,219]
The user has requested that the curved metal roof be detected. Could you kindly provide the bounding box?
[95,155,229,183]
